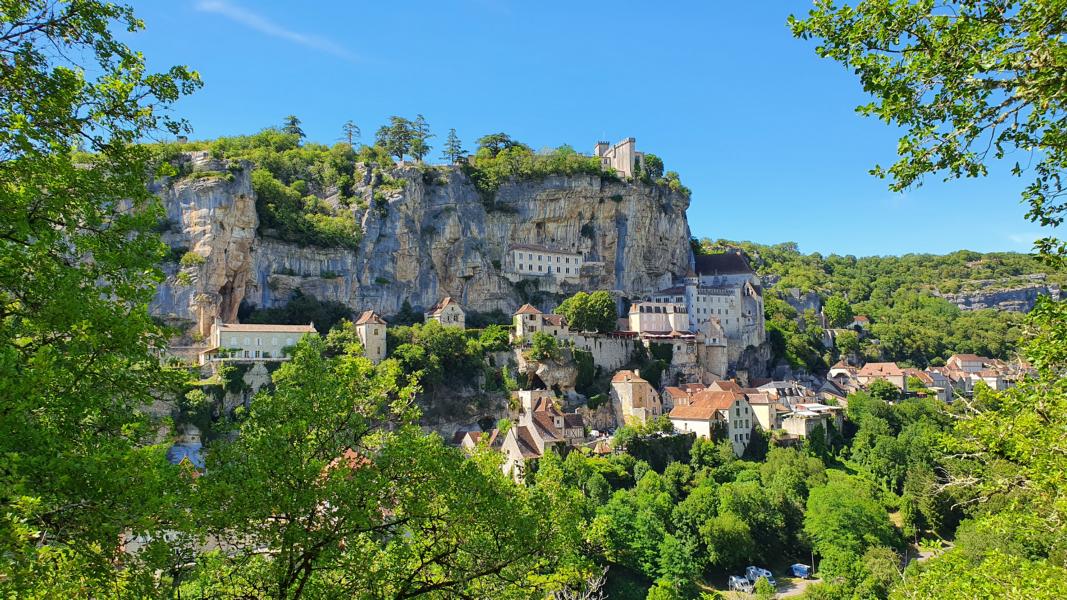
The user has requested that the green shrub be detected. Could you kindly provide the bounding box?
[179,251,206,267]
[374,277,390,285]
[463,143,614,199]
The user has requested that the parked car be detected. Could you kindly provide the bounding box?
[728,575,754,593]
[791,563,813,579]
[746,565,777,587]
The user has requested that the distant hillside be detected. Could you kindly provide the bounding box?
[693,239,1063,300]
[691,239,1063,370]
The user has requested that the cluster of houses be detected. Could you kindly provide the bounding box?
[827,353,1031,403]
[173,239,1033,482]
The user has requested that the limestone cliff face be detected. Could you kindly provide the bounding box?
[150,152,257,337]
[937,282,1061,312]
[152,160,693,333]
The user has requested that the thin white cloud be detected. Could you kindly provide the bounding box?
[1007,232,1041,247]
[195,1,360,63]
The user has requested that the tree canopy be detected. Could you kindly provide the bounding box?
[789,0,1066,261]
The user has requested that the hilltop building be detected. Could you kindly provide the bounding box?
[593,137,644,178]
[354,310,387,364]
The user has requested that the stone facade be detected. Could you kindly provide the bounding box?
[354,310,387,363]
[201,321,316,364]
[425,297,465,329]
[593,137,644,179]
[610,370,663,425]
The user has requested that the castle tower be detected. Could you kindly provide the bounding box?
[354,310,387,364]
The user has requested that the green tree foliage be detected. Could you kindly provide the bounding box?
[805,474,902,560]
[529,330,562,361]
[442,127,464,163]
[375,115,415,161]
[464,139,617,198]
[184,336,589,597]
[823,295,854,328]
[642,153,665,180]
[707,239,1034,367]
[790,1,1067,261]
[241,291,352,334]
[0,2,201,593]
[867,379,901,403]
[476,132,524,157]
[167,128,362,247]
[891,296,1067,598]
[341,119,360,147]
[282,114,304,139]
[410,113,434,162]
[556,291,618,333]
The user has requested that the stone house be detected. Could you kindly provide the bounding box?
[610,369,663,426]
[499,395,586,480]
[425,297,465,329]
[857,362,908,394]
[668,389,754,457]
[354,310,387,364]
[512,303,569,340]
[781,402,844,439]
[593,137,644,179]
[200,320,317,365]
[947,353,990,373]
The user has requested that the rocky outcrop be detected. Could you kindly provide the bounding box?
[937,280,1061,313]
[151,159,693,334]
[150,152,257,337]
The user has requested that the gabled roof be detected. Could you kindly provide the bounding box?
[950,353,989,362]
[708,380,742,393]
[514,426,541,458]
[354,310,386,325]
[664,386,690,401]
[514,303,542,316]
[694,253,754,276]
[612,369,647,384]
[858,362,904,377]
[563,413,585,428]
[670,390,739,420]
[218,322,317,333]
[426,296,462,316]
[543,314,565,327]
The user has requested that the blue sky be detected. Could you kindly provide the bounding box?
[123,1,1044,257]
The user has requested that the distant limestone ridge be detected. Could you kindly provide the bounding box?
[934,275,1062,312]
[150,151,693,336]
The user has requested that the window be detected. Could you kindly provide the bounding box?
[271,337,277,345]
[243,350,250,358]
[566,268,570,274]
[556,266,560,273]
[230,336,238,345]
[254,350,261,358]
[286,338,294,345]
[244,336,250,345]
[373,328,379,335]
[519,263,523,270]
[256,337,261,346]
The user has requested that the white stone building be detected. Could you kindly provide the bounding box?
[628,301,690,334]
[425,297,465,329]
[668,389,755,457]
[593,137,644,179]
[354,310,387,364]
[200,321,317,364]
[650,252,765,363]
[507,244,584,281]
